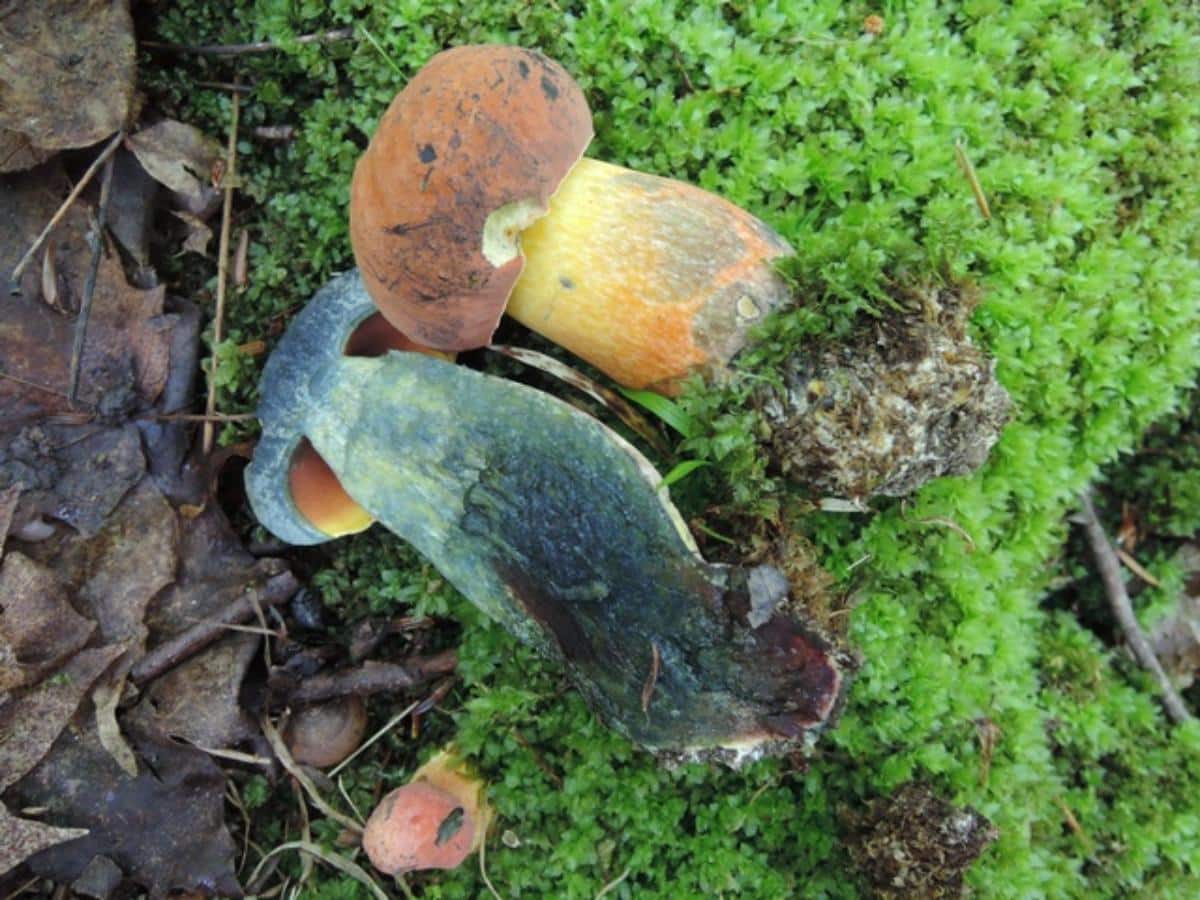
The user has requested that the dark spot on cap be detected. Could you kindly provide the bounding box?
[517,60,530,78]
[541,75,559,101]
[449,132,462,150]
[559,276,575,289]
[419,144,437,164]
[435,807,466,846]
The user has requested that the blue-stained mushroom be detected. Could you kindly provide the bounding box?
[246,272,845,761]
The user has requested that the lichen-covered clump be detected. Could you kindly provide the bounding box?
[843,782,999,899]
[759,284,1011,499]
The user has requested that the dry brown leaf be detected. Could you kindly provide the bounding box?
[173,209,214,256]
[0,484,18,556]
[1149,543,1200,689]
[5,721,241,896]
[0,644,123,792]
[92,677,138,777]
[0,170,175,421]
[2,424,146,539]
[0,1,135,152]
[0,551,95,694]
[70,479,178,646]
[129,506,285,749]
[127,120,223,217]
[0,129,54,173]
[0,800,88,878]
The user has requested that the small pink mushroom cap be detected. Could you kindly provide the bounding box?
[361,750,490,875]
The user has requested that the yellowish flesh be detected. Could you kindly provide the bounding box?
[508,157,788,392]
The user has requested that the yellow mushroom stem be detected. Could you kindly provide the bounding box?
[287,439,374,537]
[506,158,794,394]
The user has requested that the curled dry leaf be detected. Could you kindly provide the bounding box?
[0,1,135,154]
[126,120,223,218]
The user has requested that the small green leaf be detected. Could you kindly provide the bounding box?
[660,459,708,488]
[618,388,698,438]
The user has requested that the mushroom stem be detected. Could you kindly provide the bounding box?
[507,158,794,393]
[246,273,845,760]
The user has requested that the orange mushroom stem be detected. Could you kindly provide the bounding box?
[362,749,492,875]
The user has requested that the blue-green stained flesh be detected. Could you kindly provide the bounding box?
[247,272,843,757]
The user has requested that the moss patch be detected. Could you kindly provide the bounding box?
[142,1,1200,896]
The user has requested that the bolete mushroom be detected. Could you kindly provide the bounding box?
[350,44,793,392]
[246,272,845,761]
[362,748,491,875]
[350,45,1012,500]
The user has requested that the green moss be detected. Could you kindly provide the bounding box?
[142,1,1200,896]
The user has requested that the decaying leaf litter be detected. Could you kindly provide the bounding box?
[3,4,1198,898]
[1,6,457,896]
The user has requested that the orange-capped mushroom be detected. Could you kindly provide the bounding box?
[362,749,491,875]
[351,45,593,351]
[350,44,793,392]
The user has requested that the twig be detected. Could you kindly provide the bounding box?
[595,866,632,899]
[1054,797,1091,850]
[954,139,992,220]
[479,829,503,900]
[1077,493,1192,724]
[67,144,119,403]
[641,641,661,717]
[1115,547,1162,588]
[142,27,355,57]
[196,80,255,94]
[510,728,564,789]
[0,369,70,398]
[283,651,458,706]
[130,571,299,685]
[10,131,124,281]
[139,411,257,423]
[244,840,387,900]
[488,344,670,456]
[328,700,421,779]
[204,84,241,454]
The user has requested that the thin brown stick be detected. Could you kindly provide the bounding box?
[1077,493,1192,724]
[0,370,69,398]
[641,641,661,716]
[204,86,241,453]
[10,131,124,281]
[129,571,299,686]
[488,344,670,456]
[1115,547,1162,588]
[68,147,119,403]
[140,411,257,423]
[510,728,564,789]
[142,27,354,57]
[260,718,363,834]
[954,140,992,220]
[196,80,255,94]
[284,652,459,706]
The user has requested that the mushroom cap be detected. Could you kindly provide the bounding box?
[284,695,369,768]
[350,44,594,350]
[362,781,477,874]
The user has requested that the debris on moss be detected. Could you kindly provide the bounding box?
[842,782,998,899]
